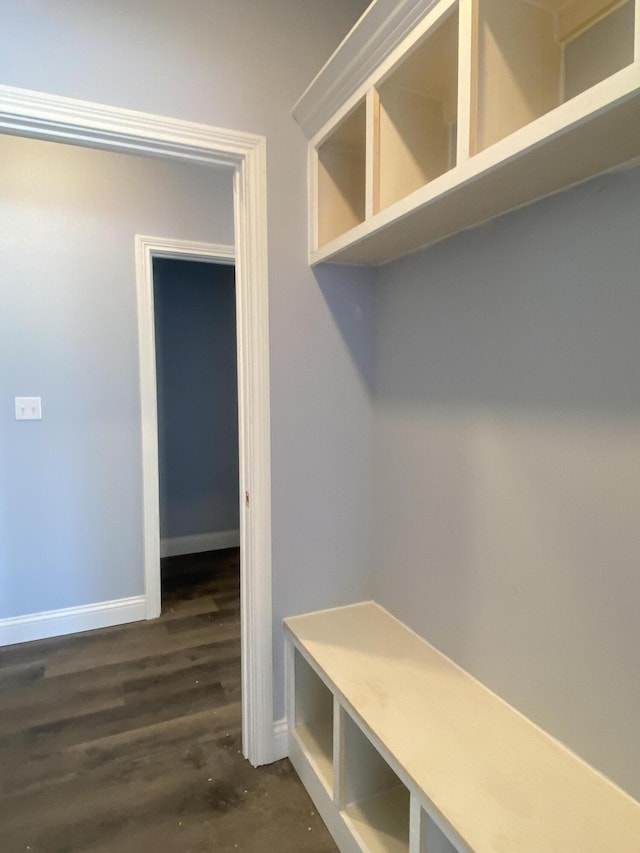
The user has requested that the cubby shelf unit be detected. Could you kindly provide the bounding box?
[284,602,640,853]
[296,0,640,267]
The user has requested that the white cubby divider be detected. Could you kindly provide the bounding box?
[285,602,640,853]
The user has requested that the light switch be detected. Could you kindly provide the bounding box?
[15,397,42,420]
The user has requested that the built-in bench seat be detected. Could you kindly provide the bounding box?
[284,601,640,853]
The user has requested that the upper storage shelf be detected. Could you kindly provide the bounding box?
[293,0,640,266]
[475,0,636,151]
[317,101,366,247]
[376,6,459,213]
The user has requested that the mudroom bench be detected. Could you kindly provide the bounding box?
[284,601,640,853]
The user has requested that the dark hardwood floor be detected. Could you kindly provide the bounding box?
[0,548,336,852]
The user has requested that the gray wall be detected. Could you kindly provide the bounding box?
[153,259,239,540]
[372,165,640,799]
[0,0,375,719]
[1,0,636,803]
[0,134,234,617]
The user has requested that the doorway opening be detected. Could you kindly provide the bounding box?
[136,233,271,764]
[153,254,241,703]
[153,255,240,613]
[0,85,273,766]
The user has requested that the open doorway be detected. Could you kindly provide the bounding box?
[134,226,272,764]
[153,255,240,624]
[0,85,273,766]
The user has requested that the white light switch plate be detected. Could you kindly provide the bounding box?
[15,397,42,420]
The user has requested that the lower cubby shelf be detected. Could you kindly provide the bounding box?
[286,615,464,853]
[339,707,411,853]
[342,786,410,853]
[285,602,640,853]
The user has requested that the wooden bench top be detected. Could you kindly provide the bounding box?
[285,601,640,853]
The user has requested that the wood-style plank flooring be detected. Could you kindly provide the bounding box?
[0,549,337,852]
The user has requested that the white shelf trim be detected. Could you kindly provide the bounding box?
[292,0,441,140]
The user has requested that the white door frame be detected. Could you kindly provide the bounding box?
[136,236,236,620]
[0,84,274,767]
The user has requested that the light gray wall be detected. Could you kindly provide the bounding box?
[0,134,234,617]
[2,0,635,800]
[0,0,375,719]
[372,165,640,799]
[153,259,239,540]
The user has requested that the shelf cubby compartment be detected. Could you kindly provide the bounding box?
[292,648,334,794]
[317,101,366,248]
[414,807,461,853]
[338,707,410,853]
[474,0,636,153]
[376,6,459,212]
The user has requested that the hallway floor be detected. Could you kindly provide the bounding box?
[0,549,337,852]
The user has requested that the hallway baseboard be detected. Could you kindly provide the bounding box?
[160,530,240,558]
[0,596,147,647]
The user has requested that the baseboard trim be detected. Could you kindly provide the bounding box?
[160,530,240,558]
[272,717,288,762]
[0,596,147,647]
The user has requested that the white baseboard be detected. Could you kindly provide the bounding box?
[0,595,147,647]
[272,717,288,762]
[160,529,240,558]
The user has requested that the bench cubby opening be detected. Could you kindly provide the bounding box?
[317,100,366,247]
[375,5,459,212]
[338,707,410,853]
[473,0,636,153]
[415,807,461,853]
[293,647,334,794]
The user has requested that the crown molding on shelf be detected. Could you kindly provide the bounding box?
[291,0,439,140]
